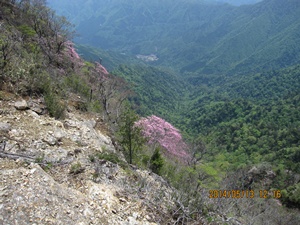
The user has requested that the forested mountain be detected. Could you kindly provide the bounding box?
[186,66,300,171]
[48,0,300,75]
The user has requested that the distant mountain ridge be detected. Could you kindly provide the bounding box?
[215,0,262,5]
[48,0,300,75]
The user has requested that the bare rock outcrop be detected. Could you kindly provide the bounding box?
[0,96,176,224]
[14,99,29,110]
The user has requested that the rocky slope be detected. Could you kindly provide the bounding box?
[0,92,176,225]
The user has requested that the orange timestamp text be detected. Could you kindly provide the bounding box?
[209,190,281,199]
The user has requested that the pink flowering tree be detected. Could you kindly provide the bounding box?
[64,41,81,60]
[94,62,109,75]
[135,115,190,162]
[62,41,84,70]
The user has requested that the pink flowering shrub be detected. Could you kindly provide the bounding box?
[136,115,190,161]
[60,40,85,69]
[64,41,80,59]
[95,62,109,75]
[63,42,110,76]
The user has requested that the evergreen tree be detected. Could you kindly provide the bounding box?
[118,103,146,164]
[150,147,164,175]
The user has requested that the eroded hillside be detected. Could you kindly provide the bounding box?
[0,95,176,225]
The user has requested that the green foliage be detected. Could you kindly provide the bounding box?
[17,25,36,38]
[150,147,164,175]
[117,103,146,164]
[113,64,190,129]
[35,155,45,164]
[185,68,300,173]
[89,155,96,163]
[63,74,90,98]
[43,82,66,119]
[96,152,128,169]
[69,162,84,175]
[282,183,300,208]
[140,154,151,168]
[76,44,138,72]
[87,100,102,113]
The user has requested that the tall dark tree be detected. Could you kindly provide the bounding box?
[150,147,164,175]
[118,103,146,164]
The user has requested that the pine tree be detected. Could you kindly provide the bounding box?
[150,147,164,175]
[118,103,146,164]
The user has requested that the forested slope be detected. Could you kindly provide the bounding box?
[185,64,300,166]
[112,65,189,125]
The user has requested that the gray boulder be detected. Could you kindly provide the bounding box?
[14,100,28,110]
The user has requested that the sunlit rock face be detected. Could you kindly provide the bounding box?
[0,97,175,225]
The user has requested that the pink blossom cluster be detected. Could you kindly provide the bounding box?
[95,62,109,75]
[64,41,80,59]
[136,115,190,161]
[62,40,85,69]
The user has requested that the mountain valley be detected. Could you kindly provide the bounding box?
[1,0,300,224]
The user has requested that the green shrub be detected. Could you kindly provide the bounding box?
[17,25,36,38]
[42,80,65,119]
[282,183,300,208]
[96,152,128,169]
[69,162,84,174]
[35,155,44,164]
[89,155,96,163]
[64,74,90,98]
[88,100,102,113]
[150,148,164,175]
[44,91,65,119]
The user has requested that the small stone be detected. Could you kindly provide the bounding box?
[84,120,97,129]
[31,106,44,115]
[28,110,40,118]
[54,129,65,141]
[145,215,151,220]
[30,168,37,174]
[14,100,28,110]
[43,136,57,146]
[0,122,11,132]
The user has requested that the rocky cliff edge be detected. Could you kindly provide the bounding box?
[0,93,175,225]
